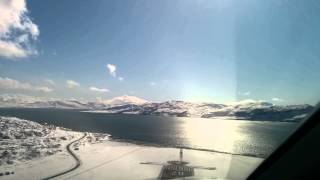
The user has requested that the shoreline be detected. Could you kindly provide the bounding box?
[0,116,264,179]
[0,107,303,123]
[1,138,264,180]
[109,137,266,158]
[0,113,287,159]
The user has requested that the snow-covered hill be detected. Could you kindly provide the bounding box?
[97,95,148,105]
[0,116,109,172]
[202,100,313,121]
[0,94,146,109]
[88,100,313,122]
[0,94,314,122]
[0,116,81,166]
[0,94,107,109]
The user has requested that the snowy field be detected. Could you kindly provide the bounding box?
[0,116,263,180]
[1,116,82,166]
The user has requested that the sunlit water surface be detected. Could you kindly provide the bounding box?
[0,108,298,158]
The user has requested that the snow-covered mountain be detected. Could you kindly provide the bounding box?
[89,100,313,122]
[97,95,148,105]
[202,100,313,121]
[0,94,107,109]
[0,94,148,108]
[0,94,314,122]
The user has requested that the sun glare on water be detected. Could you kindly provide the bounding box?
[182,118,248,153]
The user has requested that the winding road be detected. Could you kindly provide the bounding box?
[42,132,87,180]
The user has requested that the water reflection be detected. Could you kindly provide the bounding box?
[181,118,248,154]
[0,108,298,158]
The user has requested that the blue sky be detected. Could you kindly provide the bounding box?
[0,0,319,105]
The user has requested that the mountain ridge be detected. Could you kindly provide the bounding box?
[0,94,314,122]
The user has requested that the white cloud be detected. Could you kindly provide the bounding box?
[228,99,271,106]
[89,86,109,93]
[44,79,55,86]
[66,80,80,88]
[228,99,257,105]
[35,86,53,93]
[0,41,29,58]
[106,64,116,77]
[0,0,39,59]
[150,82,156,86]
[272,97,284,102]
[118,77,124,81]
[106,64,124,81]
[0,77,53,92]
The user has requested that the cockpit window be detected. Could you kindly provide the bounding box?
[0,0,319,179]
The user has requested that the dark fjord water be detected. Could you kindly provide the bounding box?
[0,108,299,158]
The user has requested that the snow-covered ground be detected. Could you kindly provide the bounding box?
[56,142,263,180]
[0,116,109,179]
[0,117,82,166]
[0,116,263,180]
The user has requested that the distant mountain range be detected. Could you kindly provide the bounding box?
[0,94,314,122]
[96,95,148,105]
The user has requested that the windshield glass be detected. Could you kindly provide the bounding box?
[0,0,319,179]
